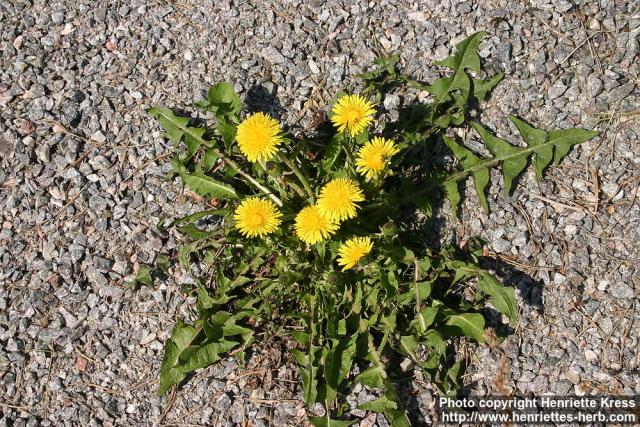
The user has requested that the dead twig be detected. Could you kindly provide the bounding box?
[528,192,588,213]
[121,152,173,184]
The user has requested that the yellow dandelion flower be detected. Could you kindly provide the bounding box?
[337,236,373,271]
[317,178,365,222]
[294,205,339,245]
[330,94,376,135]
[234,197,282,238]
[236,112,283,162]
[355,137,399,181]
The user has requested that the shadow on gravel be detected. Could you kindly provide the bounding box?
[397,261,541,425]
[244,84,285,119]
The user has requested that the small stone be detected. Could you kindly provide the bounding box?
[105,38,118,52]
[89,195,107,211]
[552,379,573,394]
[495,42,512,63]
[215,393,233,412]
[553,272,566,285]
[16,119,36,135]
[262,47,284,64]
[69,244,85,263]
[58,306,80,328]
[113,206,126,220]
[601,182,619,198]
[49,378,62,391]
[86,267,107,287]
[555,0,573,12]
[408,11,428,22]
[586,75,603,97]
[112,260,128,275]
[0,134,15,156]
[6,338,24,352]
[492,238,511,253]
[548,82,567,99]
[292,63,310,80]
[75,355,88,371]
[308,59,320,74]
[584,349,598,362]
[91,130,106,143]
[383,93,400,110]
[140,332,156,345]
[51,11,65,24]
[610,282,634,299]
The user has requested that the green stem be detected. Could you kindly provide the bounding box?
[414,260,422,320]
[342,137,357,166]
[280,155,314,201]
[223,157,283,206]
[282,177,306,199]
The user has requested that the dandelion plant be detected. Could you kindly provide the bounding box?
[146,32,598,426]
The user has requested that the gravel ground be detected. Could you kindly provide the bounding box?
[1,0,638,426]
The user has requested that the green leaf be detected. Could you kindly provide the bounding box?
[308,417,356,427]
[155,254,169,274]
[207,82,242,120]
[290,331,310,347]
[354,129,370,144]
[222,321,252,337]
[323,134,343,172]
[292,299,320,406]
[184,127,206,156]
[179,339,239,372]
[218,118,237,148]
[325,334,358,393]
[381,380,411,427]
[158,322,200,395]
[508,115,549,180]
[199,149,219,172]
[148,107,189,146]
[149,106,214,155]
[444,120,598,206]
[354,365,385,389]
[399,335,418,357]
[445,313,486,343]
[472,73,504,101]
[441,359,462,393]
[196,285,216,311]
[388,243,416,265]
[436,31,486,73]
[162,208,229,230]
[127,265,153,290]
[471,122,527,196]
[181,340,240,372]
[358,396,398,412]
[380,270,399,297]
[445,260,479,284]
[410,305,439,334]
[548,127,599,165]
[422,330,446,357]
[431,32,486,100]
[478,273,517,324]
[443,179,461,221]
[443,135,490,211]
[182,172,238,199]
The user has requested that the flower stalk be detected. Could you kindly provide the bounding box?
[280,155,314,201]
